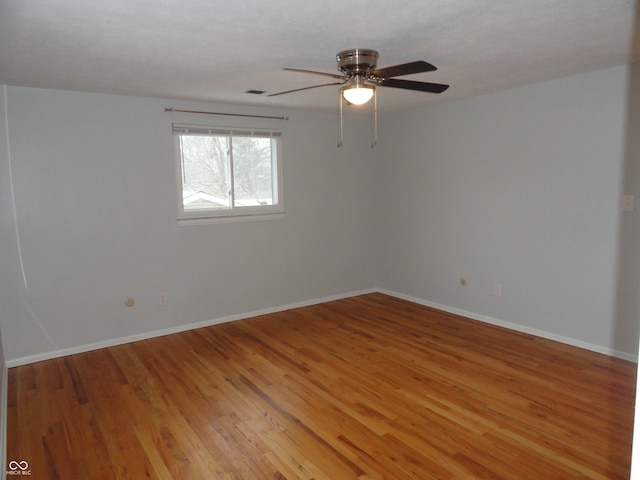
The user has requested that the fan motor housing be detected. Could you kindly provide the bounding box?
[336,49,378,75]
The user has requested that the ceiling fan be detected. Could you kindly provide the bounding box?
[269,48,448,103]
[269,48,449,147]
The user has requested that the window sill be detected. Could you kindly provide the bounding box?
[177,212,285,226]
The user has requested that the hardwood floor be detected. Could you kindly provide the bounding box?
[7,293,637,479]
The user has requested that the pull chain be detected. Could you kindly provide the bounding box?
[338,92,344,148]
[372,88,378,149]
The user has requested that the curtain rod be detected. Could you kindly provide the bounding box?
[165,108,288,121]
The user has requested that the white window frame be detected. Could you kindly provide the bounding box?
[174,124,284,225]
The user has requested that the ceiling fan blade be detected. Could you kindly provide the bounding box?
[378,78,449,94]
[283,67,346,80]
[371,60,437,78]
[268,81,346,97]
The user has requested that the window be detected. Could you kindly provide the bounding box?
[174,124,283,223]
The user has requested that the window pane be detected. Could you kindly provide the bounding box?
[232,136,275,207]
[180,135,231,211]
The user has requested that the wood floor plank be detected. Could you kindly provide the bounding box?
[7,293,636,479]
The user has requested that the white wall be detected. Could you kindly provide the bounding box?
[377,65,636,358]
[0,86,17,472]
[618,62,640,358]
[1,86,378,364]
[1,64,638,367]
[623,61,640,478]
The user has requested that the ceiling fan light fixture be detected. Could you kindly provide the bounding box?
[341,76,374,105]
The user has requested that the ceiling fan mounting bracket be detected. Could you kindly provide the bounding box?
[336,49,378,76]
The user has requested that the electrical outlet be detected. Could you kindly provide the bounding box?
[494,284,502,297]
[160,293,168,306]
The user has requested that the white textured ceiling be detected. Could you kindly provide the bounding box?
[1,0,639,113]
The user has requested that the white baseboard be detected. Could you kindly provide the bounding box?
[6,288,377,368]
[6,287,637,366]
[377,288,638,363]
